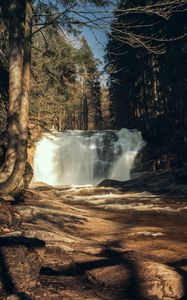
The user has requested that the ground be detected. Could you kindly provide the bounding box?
[0,184,187,299]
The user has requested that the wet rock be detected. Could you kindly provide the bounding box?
[99,170,187,195]
[0,236,45,297]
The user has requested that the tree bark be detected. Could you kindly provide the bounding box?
[0,0,24,175]
[0,0,32,194]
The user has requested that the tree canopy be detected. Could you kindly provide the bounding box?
[0,0,186,195]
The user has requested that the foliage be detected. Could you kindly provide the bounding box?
[106,0,187,155]
[30,28,102,130]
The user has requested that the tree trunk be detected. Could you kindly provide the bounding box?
[0,0,32,194]
[0,0,24,175]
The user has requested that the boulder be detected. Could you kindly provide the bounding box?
[0,236,45,297]
[99,170,187,195]
[86,252,184,300]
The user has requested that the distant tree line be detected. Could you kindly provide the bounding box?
[31,29,102,130]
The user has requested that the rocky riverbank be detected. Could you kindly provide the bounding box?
[0,184,187,299]
[100,168,187,195]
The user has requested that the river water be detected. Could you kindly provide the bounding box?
[33,128,144,185]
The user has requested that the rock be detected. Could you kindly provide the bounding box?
[99,170,187,194]
[6,295,20,300]
[5,291,32,299]
[29,182,53,191]
[0,236,45,297]
[137,260,183,300]
[86,253,184,300]
[98,179,123,188]
[0,203,13,228]
[87,264,130,288]
[0,194,15,202]
[175,169,187,184]
[28,120,49,168]
[0,203,21,231]
[170,184,187,195]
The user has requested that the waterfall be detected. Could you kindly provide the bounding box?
[33,129,144,185]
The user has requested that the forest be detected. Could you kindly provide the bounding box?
[0,1,187,299]
[106,0,187,171]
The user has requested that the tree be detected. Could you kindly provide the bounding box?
[0,1,32,194]
[106,0,187,166]
[0,0,108,195]
[77,37,102,130]
[30,29,101,130]
[0,0,32,194]
[0,0,186,195]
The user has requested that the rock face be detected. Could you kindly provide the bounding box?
[28,120,49,168]
[0,236,45,298]
[99,169,187,195]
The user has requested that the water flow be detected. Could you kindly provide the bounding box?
[33,129,144,185]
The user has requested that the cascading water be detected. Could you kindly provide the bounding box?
[33,128,144,185]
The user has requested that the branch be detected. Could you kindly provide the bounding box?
[32,3,76,36]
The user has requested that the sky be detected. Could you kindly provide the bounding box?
[41,0,115,75]
[71,2,115,72]
[82,27,108,68]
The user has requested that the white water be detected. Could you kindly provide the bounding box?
[33,129,144,185]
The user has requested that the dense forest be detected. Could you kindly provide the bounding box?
[0,14,103,132]
[31,31,103,130]
[0,2,187,299]
[106,0,187,169]
[0,0,187,195]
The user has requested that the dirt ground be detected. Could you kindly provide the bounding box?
[0,184,187,299]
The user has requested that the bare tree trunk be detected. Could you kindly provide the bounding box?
[0,0,32,194]
[0,0,24,174]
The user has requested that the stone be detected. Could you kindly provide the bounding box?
[99,170,187,195]
[86,254,184,300]
[170,184,187,195]
[0,203,13,228]
[175,169,187,185]
[137,260,184,300]
[0,194,15,202]
[0,236,45,297]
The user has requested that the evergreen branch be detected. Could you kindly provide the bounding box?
[32,3,76,36]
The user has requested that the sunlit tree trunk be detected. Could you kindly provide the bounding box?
[0,0,24,174]
[0,0,32,194]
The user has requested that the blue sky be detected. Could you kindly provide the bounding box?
[82,27,108,68]
[72,2,114,71]
[41,0,114,72]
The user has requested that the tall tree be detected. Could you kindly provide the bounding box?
[0,0,186,195]
[77,38,102,130]
[0,0,108,195]
[106,0,187,164]
[0,0,32,194]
